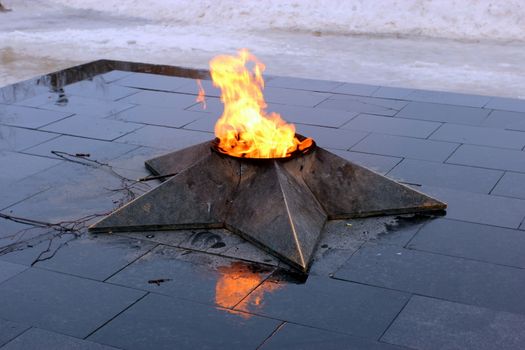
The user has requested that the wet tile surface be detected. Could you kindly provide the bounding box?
[397,101,491,125]
[409,218,525,268]
[388,159,503,193]
[2,65,525,348]
[0,104,73,128]
[261,323,406,350]
[0,268,145,338]
[89,293,280,350]
[352,134,458,162]
[236,273,410,338]
[335,244,525,314]
[383,295,525,350]
[0,319,29,348]
[1,328,119,350]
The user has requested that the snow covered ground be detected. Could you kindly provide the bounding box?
[0,0,524,98]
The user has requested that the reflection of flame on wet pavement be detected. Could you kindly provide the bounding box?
[215,262,280,317]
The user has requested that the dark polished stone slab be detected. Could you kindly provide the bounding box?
[115,72,194,92]
[409,218,525,268]
[331,82,380,96]
[336,244,525,314]
[88,293,280,350]
[295,124,368,150]
[421,185,525,228]
[0,104,73,128]
[492,172,525,199]
[372,86,414,100]
[430,123,525,149]
[485,96,525,113]
[388,159,503,193]
[397,101,491,125]
[447,144,525,173]
[0,151,61,183]
[383,295,525,350]
[343,113,441,138]
[0,268,145,338]
[1,328,118,350]
[30,234,157,281]
[330,149,401,174]
[41,114,141,141]
[236,273,409,338]
[317,96,405,116]
[64,78,139,101]
[261,323,407,350]
[109,104,206,128]
[107,245,275,307]
[482,109,525,129]
[402,89,491,108]
[22,134,137,161]
[352,134,459,162]
[262,87,331,107]
[41,95,134,117]
[118,90,199,109]
[0,261,27,284]
[266,76,343,92]
[0,319,29,348]
[267,103,358,128]
[0,125,58,152]
[115,125,211,150]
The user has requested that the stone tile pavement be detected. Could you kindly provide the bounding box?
[1,64,525,349]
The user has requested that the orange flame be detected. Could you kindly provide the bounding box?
[210,49,312,158]
[215,262,281,318]
[196,79,206,109]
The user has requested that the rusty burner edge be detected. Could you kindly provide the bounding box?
[211,134,316,161]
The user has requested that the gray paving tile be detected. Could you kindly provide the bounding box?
[397,101,491,125]
[481,110,525,129]
[421,185,525,228]
[174,78,221,97]
[98,69,133,83]
[505,119,525,132]
[0,261,27,284]
[107,146,166,180]
[351,134,458,162]
[0,104,73,128]
[331,82,380,96]
[485,96,525,113]
[447,144,525,173]
[430,123,525,149]
[41,115,141,141]
[383,295,525,350]
[267,103,358,128]
[236,273,409,338]
[387,159,503,193]
[521,221,525,231]
[0,151,61,183]
[107,245,275,307]
[492,172,525,199]
[295,124,368,150]
[0,220,41,248]
[409,219,525,268]
[343,114,441,138]
[335,244,525,314]
[0,125,57,152]
[262,87,331,107]
[40,96,134,117]
[0,268,145,338]
[1,328,118,350]
[0,177,50,211]
[317,96,406,116]
[187,96,223,115]
[372,86,414,100]
[0,320,28,348]
[109,104,206,128]
[88,293,279,350]
[403,89,491,108]
[261,323,406,350]
[13,92,63,108]
[182,115,215,133]
[4,162,125,222]
[266,76,343,92]
[115,72,193,92]
[30,234,157,281]
[329,149,401,175]
[118,90,199,109]
[64,79,138,101]
[115,125,211,150]
[22,135,136,161]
